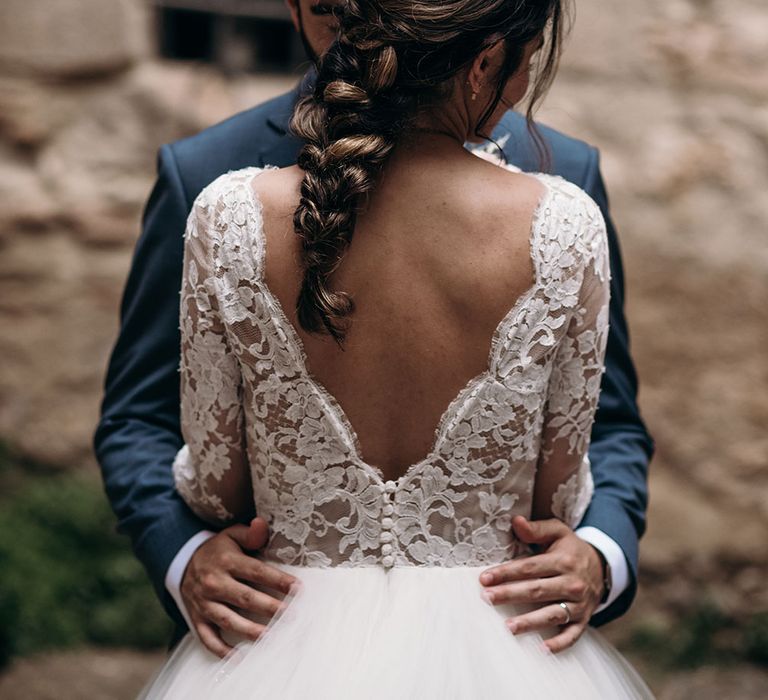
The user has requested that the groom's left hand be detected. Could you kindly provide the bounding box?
[479,515,605,653]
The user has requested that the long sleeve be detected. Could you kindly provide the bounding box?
[532,193,611,527]
[172,191,254,526]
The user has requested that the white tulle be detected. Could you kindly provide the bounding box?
[139,565,653,699]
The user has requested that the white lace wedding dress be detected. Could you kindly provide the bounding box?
[139,165,654,699]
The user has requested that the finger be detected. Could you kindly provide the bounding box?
[226,516,270,552]
[511,516,569,547]
[203,601,267,641]
[194,620,232,659]
[480,554,561,586]
[231,556,299,595]
[484,576,584,607]
[219,579,288,619]
[505,603,575,635]
[544,622,586,653]
[246,517,271,549]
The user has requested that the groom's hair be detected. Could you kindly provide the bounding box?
[289,0,568,346]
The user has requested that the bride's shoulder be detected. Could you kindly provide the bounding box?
[475,148,601,218]
[467,153,548,223]
[494,166,606,245]
[480,159,609,268]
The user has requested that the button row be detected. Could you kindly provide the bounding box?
[382,481,397,568]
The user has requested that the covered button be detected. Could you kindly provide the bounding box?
[381,517,394,529]
[381,543,393,555]
[382,555,394,568]
[379,531,393,544]
[384,480,397,494]
[382,504,394,516]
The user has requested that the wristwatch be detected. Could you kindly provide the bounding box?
[592,546,613,605]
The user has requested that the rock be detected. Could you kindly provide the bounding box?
[0,147,59,232]
[33,68,189,245]
[556,0,663,82]
[0,230,133,467]
[32,64,295,246]
[0,0,149,79]
[0,77,80,147]
[648,0,768,98]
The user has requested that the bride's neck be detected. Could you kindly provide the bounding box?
[389,129,474,168]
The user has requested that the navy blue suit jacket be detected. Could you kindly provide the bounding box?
[94,83,653,638]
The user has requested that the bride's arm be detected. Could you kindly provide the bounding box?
[532,195,611,527]
[172,191,254,526]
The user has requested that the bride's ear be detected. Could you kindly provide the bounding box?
[467,37,506,97]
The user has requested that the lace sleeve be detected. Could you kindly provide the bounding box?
[171,189,253,527]
[532,190,611,528]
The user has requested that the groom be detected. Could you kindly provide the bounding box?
[95,0,653,656]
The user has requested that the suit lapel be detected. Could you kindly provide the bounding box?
[259,131,304,169]
[259,71,316,168]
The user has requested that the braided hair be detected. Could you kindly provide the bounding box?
[290,0,567,346]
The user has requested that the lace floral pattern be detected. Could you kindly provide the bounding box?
[173,165,610,569]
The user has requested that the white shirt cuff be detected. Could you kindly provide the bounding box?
[575,526,630,614]
[164,530,217,632]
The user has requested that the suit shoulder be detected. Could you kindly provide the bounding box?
[171,90,294,160]
[493,111,598,187]
[164,89,297,202]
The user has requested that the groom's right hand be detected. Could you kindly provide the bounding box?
[181,517,299,657]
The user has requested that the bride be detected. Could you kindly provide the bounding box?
[140,0,653,697]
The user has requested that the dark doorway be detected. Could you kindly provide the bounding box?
[155,1,304,73]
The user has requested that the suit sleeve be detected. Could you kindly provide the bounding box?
[578,147,655,627]
[93,144,218,629]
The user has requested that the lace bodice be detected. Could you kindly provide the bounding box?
[173,165,610,569]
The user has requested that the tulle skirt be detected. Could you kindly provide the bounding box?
[139,565,654,699]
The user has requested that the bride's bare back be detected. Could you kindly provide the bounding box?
[254,143,546,482]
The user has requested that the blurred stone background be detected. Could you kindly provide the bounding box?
[0,0,766,697]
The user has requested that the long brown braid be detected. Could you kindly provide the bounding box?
[290,0,567,346]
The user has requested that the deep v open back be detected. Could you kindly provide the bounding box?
[247,167,549,487]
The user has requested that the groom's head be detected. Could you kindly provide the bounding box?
[285,0,342,63]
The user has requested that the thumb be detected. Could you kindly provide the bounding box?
[227,516,270,552]
[511,515,567,547]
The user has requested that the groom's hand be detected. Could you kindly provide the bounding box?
[479,515,605,653]
[181,517,298,658]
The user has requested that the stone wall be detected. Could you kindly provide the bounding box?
[0,0,294,465]
[0,0,765,636]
